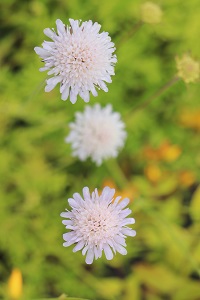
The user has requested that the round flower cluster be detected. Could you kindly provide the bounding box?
[61,186,136,264]
[34,19,117,103]
[65,104,127,165]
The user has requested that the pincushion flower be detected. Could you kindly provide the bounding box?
[176,53,199,84]
[34,19,117,103]
[65,104,127,165]
[61,186,136,264]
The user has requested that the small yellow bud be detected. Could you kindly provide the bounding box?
[160,143,181,162]
[179,171,196,187]
[58,294,68,299]
[176,54,200,84]
[145,164,162,183]
[141,2,163,24]
[8,268,23,299]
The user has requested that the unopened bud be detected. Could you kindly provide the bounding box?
[141,2,162,24]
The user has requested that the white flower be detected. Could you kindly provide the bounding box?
[65,104,127,165]
[34,19,117,103]
[61,186,136,264]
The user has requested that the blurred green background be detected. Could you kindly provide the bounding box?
[0,0,200,299]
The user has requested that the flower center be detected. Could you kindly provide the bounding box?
[75,206,119,245]
[56,39,95,75]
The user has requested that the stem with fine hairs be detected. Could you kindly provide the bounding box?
[130,76,180,115]
[116,20,144,47]
[105,159,128,190]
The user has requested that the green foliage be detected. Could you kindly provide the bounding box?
[0,0,200,299]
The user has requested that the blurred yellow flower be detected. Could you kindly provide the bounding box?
[141,2,162,24]
[143,140,181,162]
[58,294,68,299]
[176,54,200,84]
[102,179,138,201]
[8,268,23,299]
[145,164,162,183]
[179,171,196,187]
[159,142,181,162]
[143,145,160,161]
[179,109,200,130]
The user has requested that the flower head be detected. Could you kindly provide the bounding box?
[34,19,117,103]
[65,104,127,165]
[176,53,199,84]
[61,186,136,264]
[141,2,163,24]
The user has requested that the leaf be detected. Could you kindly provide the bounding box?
[96,278,123,299]
[190,185,200,221]
[173,280,200,300]
[123,274,140,300]
[134,263,180,293]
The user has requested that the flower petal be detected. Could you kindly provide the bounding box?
[85,248,95,264]
[101,187,115,203]
[121,228,136,237]
[121,218,135,226]
[82,187,90,201]
[56,19,66,35]
[116,198,130,210]
[69,90,78,104]
[45,76,62,92]
[73,241,85,252]
[103,244,114,260]
[61,86,69,101]
[114,244,127,255]
[68,197,80,208]
[34,47,49,58]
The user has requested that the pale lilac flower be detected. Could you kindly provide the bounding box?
[34,19,117,103]
[65,104,127,165]
[61,186,136,264]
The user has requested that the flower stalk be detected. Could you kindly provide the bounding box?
[130,76,180,114]
[105,159,128,190]
[117,21,144,47]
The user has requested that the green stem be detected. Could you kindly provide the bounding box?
[132,76,180,113]
[135,197,200,277]
[25,78,46,104]
[125,76,180,127]
[116,20,144,47]
[105,159,128,189]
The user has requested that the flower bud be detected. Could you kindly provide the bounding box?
[141,2,162,24]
